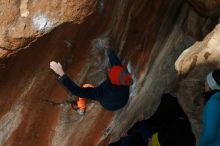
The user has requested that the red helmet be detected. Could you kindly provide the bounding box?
[108,65,133,86]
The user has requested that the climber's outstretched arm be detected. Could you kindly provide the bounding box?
[50,61,101,100]
[58,74,101,100]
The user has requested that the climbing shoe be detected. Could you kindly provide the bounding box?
[77,109,85,116]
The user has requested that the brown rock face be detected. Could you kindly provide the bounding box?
[175,23,220,139]
[187,0,220,16]
[0,0,97,57]
[0,0,219,146]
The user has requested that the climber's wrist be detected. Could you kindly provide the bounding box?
[59,72,65,77]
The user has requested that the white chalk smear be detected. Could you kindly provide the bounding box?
[0,103,23,145]
[32,13,53,31]
[127,61,137,98]
[0,75,37,145]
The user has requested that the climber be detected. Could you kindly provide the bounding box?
[50,38,133,111]
[199,69,220,146]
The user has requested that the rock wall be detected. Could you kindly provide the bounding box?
[175,23,220,139]
[188,0,220,16]
[0,0,97,56]
[0,0,219,146]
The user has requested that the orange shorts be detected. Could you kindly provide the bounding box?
[77,84,94,110]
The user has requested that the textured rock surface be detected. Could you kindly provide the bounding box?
[0,0,219,146]
[175,23,220,139]
[188,0,220,16]
[0,0,97,57]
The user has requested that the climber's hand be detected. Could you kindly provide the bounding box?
[50,61,65,76]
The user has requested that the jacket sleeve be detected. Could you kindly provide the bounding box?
[58,74,102,100]
[199,94,220,146]
[107,48,122,67]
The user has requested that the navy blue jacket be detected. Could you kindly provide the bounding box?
[58,49,130,111]
[59,75,129,111]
